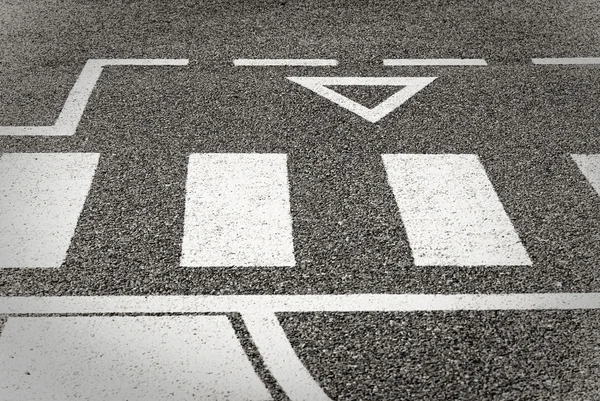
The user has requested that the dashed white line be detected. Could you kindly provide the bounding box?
[233,58,338,66]
[383,58,487,66]
[532,57,600,65]
[0,58,188,136]
[1,293,599,314]
[0,153,100,268]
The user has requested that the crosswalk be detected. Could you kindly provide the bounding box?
[0,152,598,270]
[1,57,600,400]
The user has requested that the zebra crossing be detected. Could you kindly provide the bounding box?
[0,151,598,270]
[2,56,600,400]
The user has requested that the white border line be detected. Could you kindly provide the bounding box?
[1,293,599,314]
[532,58,600,65]
[0,59,189,136]
[383,59,487,66]
[233,59,338,66]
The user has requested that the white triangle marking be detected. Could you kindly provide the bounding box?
[287,76,437,123]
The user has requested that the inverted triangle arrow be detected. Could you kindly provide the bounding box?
[286,76,437,123]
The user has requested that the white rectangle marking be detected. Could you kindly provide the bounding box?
[0,316,271,400]
[383,59,487,66]
[382,154,531,266]
[532,57,600,65]
[1,293,599,314]
[0,153,99,268]
[233,58,338,66]
[181,153,295,267]
[572,154,600,194]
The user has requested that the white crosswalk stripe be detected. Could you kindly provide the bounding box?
[0,153,99,268]
[381,154,531,266]
[181,153,296,267]
[572,154,600,195]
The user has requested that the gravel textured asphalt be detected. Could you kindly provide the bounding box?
[1,0,600,399]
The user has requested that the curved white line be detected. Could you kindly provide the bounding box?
[242,312,333,401]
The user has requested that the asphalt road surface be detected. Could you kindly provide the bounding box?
[1,0,600,400]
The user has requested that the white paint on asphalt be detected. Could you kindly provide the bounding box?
[287,76,436,123]
[2,293,599,314]
[180,153,295,267]
[532,57,600,64]
[0,315,271,400]
[0,59,188,136]
[234,59,338,66]
[572,154,600,195]
[383,58,487,66]
[382,154,532,266]
[243,312,333,401]
[0,153,100,268]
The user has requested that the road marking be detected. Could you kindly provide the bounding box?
[0,316,271,400]
[382,154,531,266]
[287,76,436,123]
[383,58,487,66]
[243,313,333,401]
[532,57,600,65]
[0,153,100,268]
[180,153,295,267]
[572,154,600,194]
[0,59,188,136]
[233,58,338,66]
[1,293,599,314]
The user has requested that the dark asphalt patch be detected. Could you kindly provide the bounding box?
[280,310,600,400]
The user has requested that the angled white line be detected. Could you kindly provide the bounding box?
[572,154,600,194]
[532,57,600,65]
[287,76,436,123]
[383,59,487,66]
[243,312,333,401]
[0,58,189,136]
[1,293,599,314]
[234,59,338,66]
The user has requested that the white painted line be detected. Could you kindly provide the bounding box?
[0,153,100,268]
[180,153,295,267]
[0,58,188,136]
[0,316,271,400]
[233,58,338,66]
[572,154,600,195]
[1,293,599,314]
[532,57,600,65]
[383,58,487,66]
[243,313,332,401]
[382,154,531,266]
[287,76,436,123]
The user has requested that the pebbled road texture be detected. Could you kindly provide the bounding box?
[1,0,600,399]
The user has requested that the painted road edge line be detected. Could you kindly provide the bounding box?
[233,59,338,66]
[0,58,189,136]
[383,58,487,66]
[1,293,600,314]
[243,312,333,401]
[532,57,600,65]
